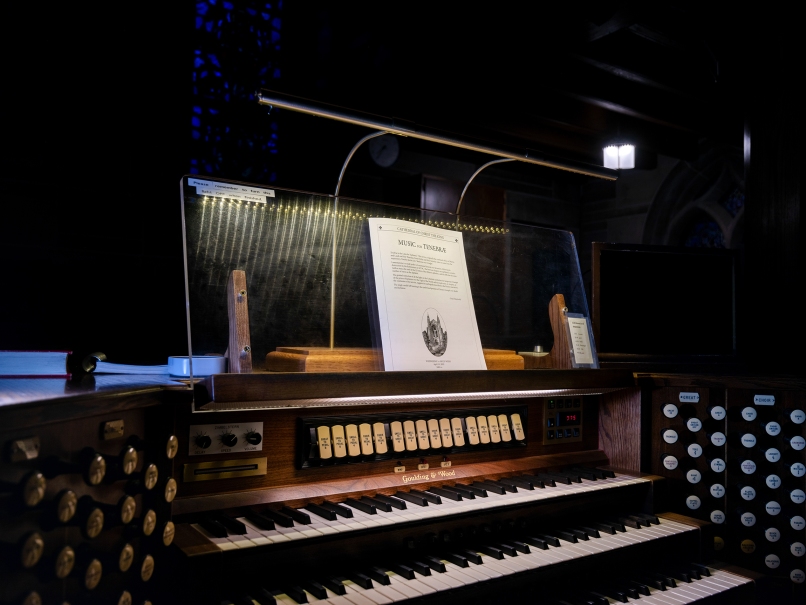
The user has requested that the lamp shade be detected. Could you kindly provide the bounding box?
[603,145,619,169]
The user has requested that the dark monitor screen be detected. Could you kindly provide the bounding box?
[592,244,736,357]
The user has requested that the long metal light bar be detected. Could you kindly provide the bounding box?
[257,89,618,181]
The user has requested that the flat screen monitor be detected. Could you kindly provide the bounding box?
[592,243,737,362]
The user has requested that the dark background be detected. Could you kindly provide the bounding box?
[0,2,801,371]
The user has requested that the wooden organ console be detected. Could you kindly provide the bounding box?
[3,370,803,604]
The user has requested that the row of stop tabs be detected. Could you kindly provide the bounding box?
[315,413,526,459]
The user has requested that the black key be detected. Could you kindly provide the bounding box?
[411,489,441,504]
[374,495,407,510]
[599,586,628,603]
[535,533,561,547]
[232,595,254,605]
[666,568,691,583]
[321,501,353,518]
[301,582,327,599]
[304,503,336,522]
[477,545,504,560]
[636,574,666,590]
[509,540,531,554]
[346,572,373,589]
[390,564,415,580]
[573,467,607,479]
[243,510,275,531]
[615,516,641,529]
[442,485,475,499]
[613,584,639,599]
[344,498,376,515]
[692,563,711,577]
[456,549,483,564]
[254,588,277,605]
[569,468,597,480]
[577,526,601,539]
[521,536,548,550]
[486,480,517,493]
[627,514,650,527]
[284,586,308,604]
[427,487,462,501]
[472,481,506,495]
[457,483,487,497]
[493,542,518,557]
[600,468,616,478]
[211,513,247,534]
[517,475,546,488]
[568,592,607,605]
[365,568,391,586]
[423,556,446,573]
[589,590,620,604]
[443,552,469,567]
[394,491,429,507]
[524,473,556,487]
[322,578,346,596]
[499,477,533,490]
[281,507,311,525]
[565,528,588,541]
[408,560,432,576]
[628,580,651,596]
[551,530,578,543]
[361,497,391,513]
[633,512,660,525]
[538,472,572,485]
[591,522,616,535]
[650,572,676,588]
[551,471,582,483]
[198,518,228,538]
[260,509,295,528]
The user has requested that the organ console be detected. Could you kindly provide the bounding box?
[1,178,804,604]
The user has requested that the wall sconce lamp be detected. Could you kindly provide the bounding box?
[603,144,635,170]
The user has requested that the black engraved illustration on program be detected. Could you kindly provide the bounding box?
[421,308,448,357]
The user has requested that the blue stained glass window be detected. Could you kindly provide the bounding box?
[720,188,744,218]
[684,220,725,248]
[190,0,281,183]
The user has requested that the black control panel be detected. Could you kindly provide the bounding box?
[652,385,805,590]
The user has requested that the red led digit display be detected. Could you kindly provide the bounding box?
[557,412,580,426]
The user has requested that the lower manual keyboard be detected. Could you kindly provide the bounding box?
[189,469,648,551]
[219,515,700,605]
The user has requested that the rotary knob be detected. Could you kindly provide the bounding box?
[245,429,262,445]
[194,434,212,449]
[220,433,238,448]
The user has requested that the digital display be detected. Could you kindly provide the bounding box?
[557,412,580,426]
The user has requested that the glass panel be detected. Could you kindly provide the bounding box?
[181,175,590,373]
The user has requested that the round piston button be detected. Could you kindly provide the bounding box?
[741,511,757,527]
[662,455,679,470]
[790,569,805,584]
[792,542,806,557]
[765,554,781,569]
[790,435,806,451]
[791,515,806,531]
[740,485,756,500]
[765,448,781,463]
[740,459,757,474]
[686,418,702,432]
[792,489,806,504]
[686,469,702,484]
[662,404,678,418]
[710,510,725,524]
[740,433,757,448]
[685,495,701,510]
[710,483,725,498]
[766,501,782,515]
[710,458,726,473]
[740,539,756,553]
[791,462,806,477]
[714,536,725,551]
[741,407,757,421]
[766,474,782,489]
[764,421,782,436]
[662,429,678,444]
[710,432,726,447]
[791,409,805,424]
[687,443,703,458]
[709,406,726,420]
[765,527,781,542]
